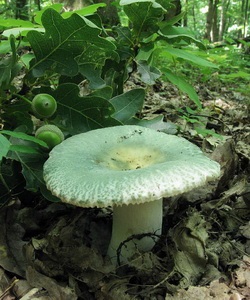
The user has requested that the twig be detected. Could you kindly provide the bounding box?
[0,278,19,299]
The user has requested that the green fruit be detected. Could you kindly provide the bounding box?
[31,94,57,118]
[35,125,64,149]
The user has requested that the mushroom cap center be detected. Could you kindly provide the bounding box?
[98,145,165,171]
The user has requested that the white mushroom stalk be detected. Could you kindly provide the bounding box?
[108,199,163,262]
[43,125,221,264]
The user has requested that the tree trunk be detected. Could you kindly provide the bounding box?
[204,0,220,42]
[191,1,196,30]
[219,0,230,40]
[34,0,41,11]
[212,0,219,42]
[164,0,182,25]
[183,0,188,27]
[242,0,249,37]
[204,0,214,41]
[15,0,28,19]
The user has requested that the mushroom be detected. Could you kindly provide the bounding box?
[43,125,220,263]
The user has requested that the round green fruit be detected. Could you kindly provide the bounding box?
[35,125,64,149]
[31,94,57,118]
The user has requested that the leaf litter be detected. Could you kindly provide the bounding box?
[0,78,249,299]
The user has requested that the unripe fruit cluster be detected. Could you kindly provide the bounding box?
[32,94,64,149]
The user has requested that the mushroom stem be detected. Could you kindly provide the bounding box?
[107,199,163,263]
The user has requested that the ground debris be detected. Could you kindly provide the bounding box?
[165,256,250,300]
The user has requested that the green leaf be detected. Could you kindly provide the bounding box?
[113,26,134,60]
[0,35,21,89]
[0,19,35,28]
[164,69,201,108]
[136,43,155,61]
[137,60,161,84]
[21,163,43,192]
[0,160,24,203]
[2,104,34,132]
[195,127,223,139]
[90,86,113,100]
[27,8,116,78]
[4,139,46,192]
[40,184,61,202]
[9,145,41,154]
[160,11,186,26]
[159,25,205,49]
[0,40,13,55]
[19,158,45,192]
[0,135,11,161]
[6,145,45,193]
[77,42,118,90]
[120,0,165,10]
[219,70,250,80]
[162,46,218,68]
[109,88,145,122]
[127,115,178,134]
[123,2,163,39]
[34,4,64,25]
[9,34,17,62]
[62,3,107,18]
[20,53,35,68]
[2,27,44,37]
[0,130,48,148]
[51,83,121,134]
[0,56,13,89]
[79,63,106,90]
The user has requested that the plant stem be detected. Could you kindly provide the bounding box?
[0,173,10,193]
[13,93,32,105]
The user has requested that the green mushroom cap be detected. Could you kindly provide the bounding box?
[43,125,220,207]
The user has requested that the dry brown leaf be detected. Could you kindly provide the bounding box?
[26,266,77,300]
[0,203,27,277]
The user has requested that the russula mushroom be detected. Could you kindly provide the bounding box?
[43,125,220,263]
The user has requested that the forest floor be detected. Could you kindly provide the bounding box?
[0,76,249,300]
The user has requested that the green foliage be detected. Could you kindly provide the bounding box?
[27,9,116,78]
[110,88,145,123]
[0,35,21,91]
[0,1,217,204]
[182,45,249,95]
[0,135,11,161]
[50,83,120,134]
[0,130,49,148]
[164,69,201,108]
